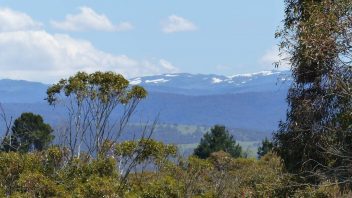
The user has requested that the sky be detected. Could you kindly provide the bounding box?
[0,0,286,83]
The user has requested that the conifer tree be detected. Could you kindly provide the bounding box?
[1,112,54,152]
[257,138,273,158]
[194,125,242,159]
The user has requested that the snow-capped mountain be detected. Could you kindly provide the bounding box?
[130,70,291,95]
[0,70,292,103]
[0,70,292,132]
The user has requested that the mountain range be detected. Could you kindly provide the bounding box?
[0,70,292,143]
[130,70,291,95]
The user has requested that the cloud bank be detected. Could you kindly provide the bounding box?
[0,7,179,83]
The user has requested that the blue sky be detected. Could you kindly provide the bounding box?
[0,0,285,83]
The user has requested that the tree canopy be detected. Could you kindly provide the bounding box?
[274,0,352,185]
[46,71,147,156]
[1,112,54,152]
[194,125,242,159]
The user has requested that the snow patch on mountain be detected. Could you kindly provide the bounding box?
[229,70,280,78]
[130,78,142,85]
[164,74,178,77]
[145,78,169,84]
[211,77,223,84]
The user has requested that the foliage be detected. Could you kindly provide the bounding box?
[75,176,120,198]
[292,182,342,198]
[257,137,273,158]
[1,112,54,152]
[0,144,351,197]
[46,71,147,156]
[143,151,295,197]
[17,171,64,197]
[193,125,242,159]
[274,0,352,186]
[138,176,181,198]
[114,139,177,168]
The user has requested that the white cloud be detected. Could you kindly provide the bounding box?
[0,8,178,83]
[0,30,179,83]
[159,59,178,72]
[51,7,133,32]
[0,7,42,32]
[162,15,197,33]
[259,46,290,70]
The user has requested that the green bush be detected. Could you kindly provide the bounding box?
[0,141,350,197]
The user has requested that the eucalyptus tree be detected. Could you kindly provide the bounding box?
[274,0,352,183]
[46,71,147,156]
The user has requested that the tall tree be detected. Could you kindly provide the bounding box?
[274,0,352,183]
[1,112,54,152]
[46,71,147,156]
[194,125,242,159]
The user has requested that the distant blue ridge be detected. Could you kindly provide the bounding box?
[0,71,291,138]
